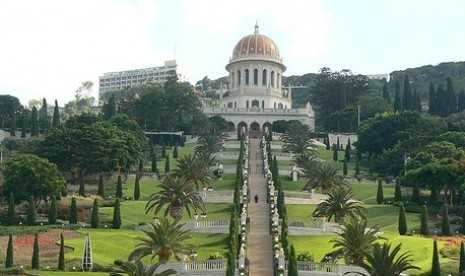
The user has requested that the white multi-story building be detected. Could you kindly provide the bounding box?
[98,60,189,101]
[203,25,315,137]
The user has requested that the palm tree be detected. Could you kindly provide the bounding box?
[145,175,205,219]
[129,218,196,263]
[195,131,228,156]
[331,218,384,266]
[280,122,315,155]
[355,243,419,276]
[313,186,366,223]
[173,154,212,189]
[112,260,176,276]
[303,163,346,193]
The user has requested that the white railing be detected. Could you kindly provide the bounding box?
[184,259,227,271]
[205,190,234,197]
[284,261,367,275]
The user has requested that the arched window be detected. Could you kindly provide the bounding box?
[262,69,267,86]
[245,69,249,85]
[262,101,265,108]
[252,100,259,107]
[227,102,233,108]
[271,71,275,88]
[254,69,258,85]
[234,102,237,108]
[278,103,283,109]
[277,73,281,88]
[246,100,249,108]
[274,102,277,109]
[237,70,241,86]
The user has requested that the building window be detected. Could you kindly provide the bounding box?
[274,102,277,109]
[262,69,267,86]
[237,70,241,86]
[246,100,249,108]
[254,69,258,85]
[271,71,275,88]
[252,100,259,107]
[234,102,237,108]
[232,72,235,88]
[245,69,249,85]
[227,102,233,108]
[262,101,265,108]
[277,73,281,88]
[278,103,283,109]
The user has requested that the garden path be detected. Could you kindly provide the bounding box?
[247,139,274,275]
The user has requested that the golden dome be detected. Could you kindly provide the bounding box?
[232,25,280,60]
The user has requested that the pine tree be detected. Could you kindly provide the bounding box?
[460,242,465,275]
[173,144,178,158]
[31,233,40,269]
[151,154,157,172]
[428,82,436,115]
[91,199,99,228]
[58,233,65,271]
[7,192,15,225]
[27,196,36,225]
[382,82,390,104]
[6,234,14,268]
[394,79,402,112]
[288,245,298,276]
[69,197,78,224]
[458,90,465,112]
[376,179,384,204]
[441,204,451,235]
[30,106,39,137]
[97,173,104,198]
[116,174,123,198]
[402,75,413,110]
[52,99,60,128]
[164,154,170,173]
[332,146,338,162]
[420,205,429,235]
[394,178,402,202]
[398,202,407,235]
[431,240,441,276]
[78,174,85,197]
[343,159,348,176]
[112,198,121,229]
[134,174,141,200]
[49,195,57,225]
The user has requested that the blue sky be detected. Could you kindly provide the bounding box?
[1,0,465,106]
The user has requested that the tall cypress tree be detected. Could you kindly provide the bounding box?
[402,75,413,110]
[288,245,298,276]
[412,182,420,203]
[431,240,441,276]
[52,99,60,128]
[58,233,65,271]
[355,155,360,176]
[428,82,436,115]
[382,82,390,104]
[446,77,457,115]
[97,173,104,198]
[31,233,40,269]
[342,159,348,176]
[332,146,338,162]
[30,106,39,137]
[394,178,402,202]
[376,179,384,204]
[161,143,166,158]
[27,196,36,225]
[458,90,465,113]
[69,197,78,224]
[6,234,14,268]
[420,205,429,235]
[436,84,448,117]
[116,175,123,198]
[49,195,57,225]
[441,204,451,235]
[134,174,141,200]
[91,198,99,228]
[151,154,157,172]
[344,143,351,162]
[413,90,422,112]
[112,198,121,229]
[7,192,15,225]
[39,98,49,133]
[173,144,178,159]
[398,202,407,235]
[164,154,170,173]
[460,242,465,276]
[394,79,402,112]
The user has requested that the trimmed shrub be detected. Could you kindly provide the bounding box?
[97,173,104,198]
[91,199,99,228]
[79,175,85,197]
[394,177,402,202]
[376,179,384,205]
[151,155,157,173]
[398,202,407,235]
[343,160,347,176]
[332,146,338,162]
[6,234,13,268]
[134,175,141,201]
[173,144,178,159]
[288,245,298,276]
[412,182,420,203]
[27,196,36,226]
[441,204,451,235]
[48,195,57,225]
[460,242,465,275]
[31,233,40,269]
[431,240,440,276]
[112,198,121,229]
[69,197,78,224]
[116,175,123,198]
[58,233,65,271]
[164,154,170,173]
[420,205,429,235]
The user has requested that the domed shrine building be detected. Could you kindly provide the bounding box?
[203,25,315,137]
